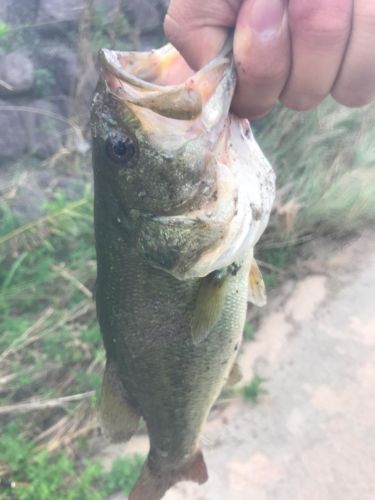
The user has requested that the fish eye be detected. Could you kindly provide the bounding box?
[105,133,137,165]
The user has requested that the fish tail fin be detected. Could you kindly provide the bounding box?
[129,449,208,500]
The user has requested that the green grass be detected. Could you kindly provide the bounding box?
[254,98,375,237]
[0,423,143,499]
[243,321,256,341]
[239,375,267,403]
[0,173,104,471]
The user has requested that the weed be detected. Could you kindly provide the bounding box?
[91,7,131,52]
[254,99,375,237]
[239,375,267,403]
[0,423,143,499]
[0,21,9,39]
[258,246,294,289]
[0,24,26,52]
[34,68,56,98]
[103,455,144,497]
[243,321,256,341]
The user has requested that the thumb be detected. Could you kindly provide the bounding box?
[164,0,239,69]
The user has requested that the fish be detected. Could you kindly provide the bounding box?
[91,39,275,500]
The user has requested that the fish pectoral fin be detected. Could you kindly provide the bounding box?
[99,360,140,443]
[248,258,267,307]
[129,450,208,500]
[226,361,243,386]
[191,270,228,345]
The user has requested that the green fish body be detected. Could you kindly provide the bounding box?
[91,42,275,499]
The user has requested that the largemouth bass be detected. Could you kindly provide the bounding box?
[91,40,275,500]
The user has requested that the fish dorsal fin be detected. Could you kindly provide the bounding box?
[248,258,267,307]
[191,269,228,345]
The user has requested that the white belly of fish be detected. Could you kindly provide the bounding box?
[179,117,275,278]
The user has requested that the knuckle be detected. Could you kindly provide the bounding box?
[163,14,179,43]
[289,0,351,44]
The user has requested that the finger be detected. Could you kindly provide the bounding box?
[281,0,353,110]
[332,0,375,106]
[164,0,241,69]
[231,0,290,118]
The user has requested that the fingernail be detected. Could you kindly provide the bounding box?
[250,0,284,39]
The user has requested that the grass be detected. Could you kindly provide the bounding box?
[243,321,256,341]
[0,159,144,497]
[0,423,143,499]
[1,4,152,496]
[254,98,375,238]
[239,375,267,403]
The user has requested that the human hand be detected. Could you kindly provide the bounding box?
[164,0,375,119]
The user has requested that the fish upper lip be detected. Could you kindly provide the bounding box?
[97,43,236,121]
[98,48,165,92]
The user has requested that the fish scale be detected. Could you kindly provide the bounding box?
[92,39,274,499]
[96,213,250,461]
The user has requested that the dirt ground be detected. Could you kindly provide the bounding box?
[99,230,375,500]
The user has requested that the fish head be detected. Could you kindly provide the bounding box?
[91,43,236,215]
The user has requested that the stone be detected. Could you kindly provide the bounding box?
[0,52,34,96]
[124,0,164,34]
[38,45,78,96]
[0,0,7,21]
[0,99,28,162]
[22,99,66,159]
[9,172,48,220]
[38,0,85,25]
[5,0,39,25]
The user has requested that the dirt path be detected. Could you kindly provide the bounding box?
[101,231,375,500]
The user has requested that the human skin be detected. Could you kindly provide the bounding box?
[164,0,375,119]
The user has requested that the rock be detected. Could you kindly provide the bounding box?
[38,0,85,25]
[8,169,85,220]
[0,0,7,21]
[0,100,28,162]
[9,172,48,220]
[0,52,34,96]
[93,0,122,22]
[124,0,164,34]
[140,32,167,51]
[5,0,39,25]
[38,45,78,96]
[23,99,67,159]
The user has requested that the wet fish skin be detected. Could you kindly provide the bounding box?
[95,190,251,459]
[91,42,274,499]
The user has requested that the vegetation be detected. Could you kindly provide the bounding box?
[255,98,375,237]
[0,423,143,499]
[239,375,267,403]
[243,321,256,341]
[34,68,56,98]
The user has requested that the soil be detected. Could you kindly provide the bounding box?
[98,230,375,500]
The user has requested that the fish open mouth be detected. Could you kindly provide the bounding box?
[97,40,236,126]
[95,42,275,279]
